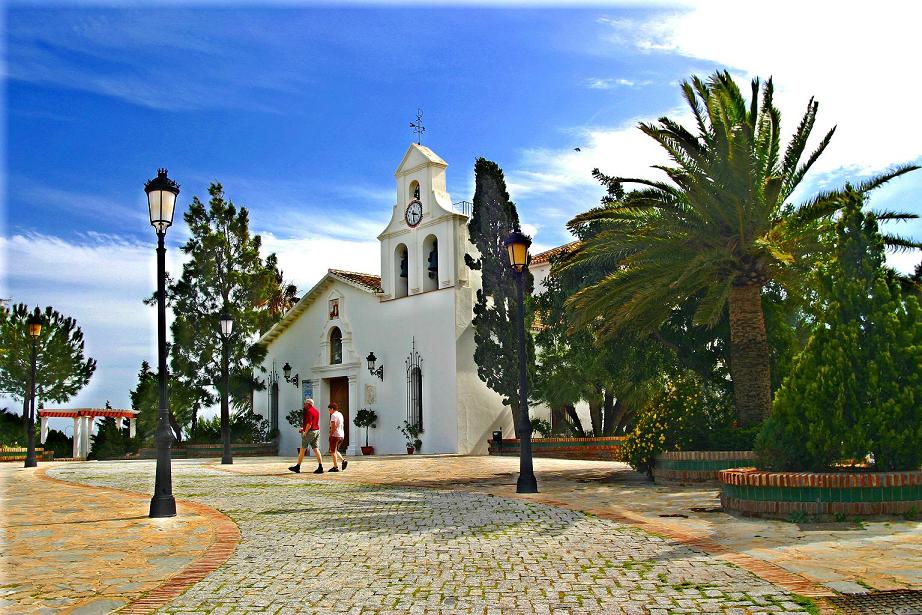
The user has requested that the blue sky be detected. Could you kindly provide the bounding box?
[4,1,922,420]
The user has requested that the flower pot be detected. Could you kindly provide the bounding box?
[406,447,415,455]
[361,445,375,456]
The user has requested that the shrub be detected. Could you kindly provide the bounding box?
[88,417,137,460]
[622,372,736,474]
[530,417,552,438]
[188,410,270,444]
[757,192,922,471]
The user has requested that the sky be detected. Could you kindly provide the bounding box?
[3,0,922,426]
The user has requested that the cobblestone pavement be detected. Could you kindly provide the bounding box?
[223,455,922,594]
[49,460,813,615]
[0,463,215,615]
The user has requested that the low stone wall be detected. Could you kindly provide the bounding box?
[653,450,755,483]
[719,467,922,517]
[139,442,278,459]
[488,437,625,462]
[0,447,54,462]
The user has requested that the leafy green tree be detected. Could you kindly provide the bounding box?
[164,183,285,436]
[129,360,193,443]
[562,71,917,425]
[465,158,535,431]
[0,304,96,432]
[758,191,922,471]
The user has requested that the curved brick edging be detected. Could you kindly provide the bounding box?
[37,466,241,615]
[653,450,755,483]
[719,467,922,516]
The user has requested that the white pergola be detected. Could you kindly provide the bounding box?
[38,408,139,459]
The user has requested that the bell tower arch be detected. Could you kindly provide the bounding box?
[377,143,470,299]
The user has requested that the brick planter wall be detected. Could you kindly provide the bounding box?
[653,451,755,483]
[0,447,54,462]
[488,437,625,462]
[139,442,278,459]
[719,467,922,517]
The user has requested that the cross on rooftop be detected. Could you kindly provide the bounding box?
[410,108,425,144]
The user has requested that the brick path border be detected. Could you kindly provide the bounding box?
[37,466,241,615]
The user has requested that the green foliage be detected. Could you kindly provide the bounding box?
[88,414,138,460]
[353,408,377,447]
[163,182,294,436]
[0,304,96,416]
[530,417,552,438]
[622,372,739,474]
[187,410,270,444]
[0,407,32,447]
[758,191,922,471]
[561,70,918,425]
[285,407,303,429]
[397,420,422,450]
[465,158,534,429]
[128,360,195,442]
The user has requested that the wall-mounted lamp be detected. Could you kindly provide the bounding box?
[282,362,300,387]
[366,352,384,380]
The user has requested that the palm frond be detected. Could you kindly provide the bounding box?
[880,233,922,252]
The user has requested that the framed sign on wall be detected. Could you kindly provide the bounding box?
[302,380,313,405]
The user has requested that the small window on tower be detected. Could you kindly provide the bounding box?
[410,180,420,200]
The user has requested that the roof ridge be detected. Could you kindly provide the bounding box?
[329,267,381,278]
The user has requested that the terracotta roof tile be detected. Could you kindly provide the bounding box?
[531,241,580,266]
[329,269,382,293]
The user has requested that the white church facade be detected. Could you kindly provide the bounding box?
[254,143,561,457]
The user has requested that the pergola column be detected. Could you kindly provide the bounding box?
[129,417,136,438]
[72,417,81,459]
[80,416,92,458]
[40,416,49,445]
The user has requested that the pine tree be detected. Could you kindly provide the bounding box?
[465,158,535,431]
[0,304,96,432]
[164,183,284,436]
[758,190,922,471]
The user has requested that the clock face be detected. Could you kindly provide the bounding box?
[405,200,423,227]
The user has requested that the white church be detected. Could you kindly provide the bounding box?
[254,143,562,457]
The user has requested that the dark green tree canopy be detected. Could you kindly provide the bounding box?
[560,70,918,425]
[0,304,96,406]
[465,158,535,425]
[163,182,292,433]
[758,190,922,471]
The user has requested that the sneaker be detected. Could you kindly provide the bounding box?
[328,467,340,472]
[313,466,324,474]
[288,465,300,473]
[341,460,348,471]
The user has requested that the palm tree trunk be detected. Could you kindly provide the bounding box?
[728,284,772,426]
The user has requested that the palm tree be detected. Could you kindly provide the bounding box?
[561,71,918,426]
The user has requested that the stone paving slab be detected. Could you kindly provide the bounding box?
[46,459,815,615]
[0,462,218,615]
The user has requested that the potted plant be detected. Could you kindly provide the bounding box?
[398,420,422,454]
[353,408,378,455]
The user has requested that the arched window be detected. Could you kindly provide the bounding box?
[330,327,342,365]
[423,234,438,292]
[410,180,420,201]
[394,244,409,298]
[406,338,423,431]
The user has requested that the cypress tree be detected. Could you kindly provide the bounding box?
[757,190,922,471]
[465,158,535,431]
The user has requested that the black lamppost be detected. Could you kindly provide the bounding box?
[24,310,43,468]
[220,311,234,465]
[504,228,538,494]
[146,168,179,518]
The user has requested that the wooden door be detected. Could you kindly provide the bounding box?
[328,377,350,452]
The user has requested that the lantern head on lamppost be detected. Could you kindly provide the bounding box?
[504,229,531,273]
[220,312,234,338]
[27,312,43,339]
[145,169,180,234]
[282,362,299,387]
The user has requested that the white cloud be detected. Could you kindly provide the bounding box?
[586,77,652,89]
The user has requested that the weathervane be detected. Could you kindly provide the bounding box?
[409,108,425,144]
